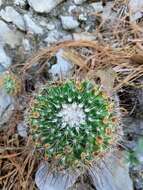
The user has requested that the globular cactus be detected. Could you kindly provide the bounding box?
[28,80,119,170]
[0,71,22,96]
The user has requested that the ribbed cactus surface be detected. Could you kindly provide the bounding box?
[28,80,118,169]
[0,71,22,96]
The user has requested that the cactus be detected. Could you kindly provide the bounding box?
[0,71,22,96]
[28,80,119,170]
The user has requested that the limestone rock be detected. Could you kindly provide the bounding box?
[129,0,143,21]
[44,30,72,44]
[0,20,23,48]
[14,0,27,8]
[90,2,103,13]
[61,16,79,30]
[0,90,15,129]
[23,14,43,34]
[49,49,74,80]
[35,162,81,190]
[73,32,96,41]
[74,0,87,5]
[28,0,64,13]
[88,152,133,190]
[0,46,11,72]
[17,122,28,138]
[0,6,25,31]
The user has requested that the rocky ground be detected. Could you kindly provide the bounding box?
[0,0,143,190]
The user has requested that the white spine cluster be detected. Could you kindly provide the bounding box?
[57,103,86,128]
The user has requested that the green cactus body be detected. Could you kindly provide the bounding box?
[28,80,119,169]
[0,72,22,96]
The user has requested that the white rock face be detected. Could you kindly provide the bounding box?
[35,162,81,190]
[49,49,74,80]
[0,6,25,31]
[129,0,143,21]
[74,0,87,5]
[0,90,15,129]
[0,20,23,48]
[89,152,133,190]
[23,14,43,34]
[61,16,79,30]
[28,0,64,13]
[0,46,11,72]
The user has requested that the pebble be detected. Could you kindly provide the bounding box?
[74,0,87,5]
[0,20,23,48]
[73,32,96,41]
[44,30,72,44]
[0,46,11,71]
[17,122,28,138]
[49,49,74,80]
[61,16,79,30]
[90,2,104,13]
[14,0,27,8]
[0,90,15,130]
[0,6,25,31]
[22,39,31,51]
[23,14,43,34]
[47,22,55,30]
[129,0,143,21]
[28,0,64,13]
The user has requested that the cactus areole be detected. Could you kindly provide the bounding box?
[28,80,119,170]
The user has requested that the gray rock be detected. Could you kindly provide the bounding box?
[0,0,2,6]
[89,152,133,190]
[28,0,64,13]
[14,0,27,8]
[74,0,87,5]
[17,122,28,138]
[73,32,96,41]
[0,6,25,31]
[78,14,87,21]
[0,20,23,48]
[22,39,31,51]
[90,2,103,13]
[0,90,15,129]
[68,5,77,14]
[0,46,11,72]
[44,30,59,44]
[44,30,72,44]
[61,16,79,30]
[47,22,56,30]
[35,162,81,190]
[49,49,74,80]
[23,14,43,34]
[129,0,143,21]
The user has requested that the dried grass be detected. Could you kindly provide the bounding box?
[21,39,143,92]
[0,112,38,190]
